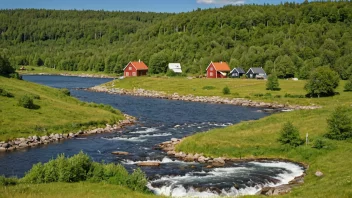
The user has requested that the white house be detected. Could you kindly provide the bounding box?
[168,63,182,73]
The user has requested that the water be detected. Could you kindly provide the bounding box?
[0,75,304,197]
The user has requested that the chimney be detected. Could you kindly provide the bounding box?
[221,61,223,64]
[139,59,141,63]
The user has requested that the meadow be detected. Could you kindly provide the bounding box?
[0,76,124,140]
[108,76,352,197]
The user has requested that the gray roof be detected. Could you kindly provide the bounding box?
[249,67,266,74]
[230,67,245,74]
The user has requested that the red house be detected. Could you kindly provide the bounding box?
[206,62,231,78]
[123,60,148,77]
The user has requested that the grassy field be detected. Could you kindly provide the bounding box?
[107,77,352,197]
[0,76,124,140]
[106,77,350,106]
[17,66,118,78]
[0,182,158,198]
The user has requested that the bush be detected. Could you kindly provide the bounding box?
[304,67,340,97]
[202,85,216,90]
[9,72,22,80]
[312,137,327,149]
[60,88,70,96]
[344,76,352,91]
[21,152,148,192]
[166,69,176,77]
[0,175,18,186]
[18,95,35,109]
[325,106,352,140]
[0,88,14,97]
[266,73,280,91]
[222,86,230,95]
[277,122,304,147]
[127,168,148,192]
[0,55,15,77]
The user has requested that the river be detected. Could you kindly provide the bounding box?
[0,75,304,197]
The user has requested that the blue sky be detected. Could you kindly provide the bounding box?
[0,0,292,13]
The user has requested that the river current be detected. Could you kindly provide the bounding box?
[0,75,304,197]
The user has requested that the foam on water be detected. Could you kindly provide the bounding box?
[249,161,304,185]
[123,157,196,165]
[148,161,304,197]
[130,128,159,134]
[102,136,146,142]
[139,133,172,137]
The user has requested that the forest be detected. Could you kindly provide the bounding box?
[0,1,351,79]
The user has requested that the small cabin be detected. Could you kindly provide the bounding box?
[168,63,182,73]
[206,62,231,78]
[246,67,267,79]
[123,60,148,77]
[229,68,245,78]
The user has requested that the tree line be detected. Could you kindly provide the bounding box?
[0,1,352,79]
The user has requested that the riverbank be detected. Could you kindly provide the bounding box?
[0,76,126,141]
[89,86,320,110]
[0,114,135,152]
[18,66,118,78]
[95,77,352,197]
[158,138,307,196]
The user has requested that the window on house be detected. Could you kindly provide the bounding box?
[129,67,132,70]
[126,72,129,76]
[210,67,213,71]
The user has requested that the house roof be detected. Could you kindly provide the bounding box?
[230,67,245,74]
[168,63,182,73]
[206,62,230,72]
[248,67,266,74]
[124,61,148,71]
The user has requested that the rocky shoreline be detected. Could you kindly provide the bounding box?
[158,138,308,196]
[89,86,321,111]
[0,114,135,152]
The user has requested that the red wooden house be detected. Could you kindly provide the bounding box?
[206,62,231,78]
[123,60,148,77]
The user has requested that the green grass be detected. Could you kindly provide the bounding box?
[107,77,350,106]
[108,77,352,197]
[18,66,119,78]
[0,76,124,140]
[0,182,158,198]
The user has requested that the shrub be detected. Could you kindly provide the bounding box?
[0,175,18,186]
[304,66,340,97]
[166,69,176,77]
[43,159,58,183]
[18,95,35,109]
[325,106,352,140]
[22,163,45,183]
[277,122,304,147]
[0,88,14,97]
[274,95,282,98]
[312,137,327,149]
[344,76,352,91]
[266,73,280,91]
[222,86,230,95]
[202,85,216,90]
[60,88,70,96]
[9,72,22,80]
[105,164,129,185]
[127,168,148,192]
[68,151,92,182]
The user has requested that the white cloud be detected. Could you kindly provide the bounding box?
[196,0,245,5]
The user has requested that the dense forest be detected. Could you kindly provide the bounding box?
[0,1,352,79]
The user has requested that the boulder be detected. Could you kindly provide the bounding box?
[167,151,176,155]
[213,157,225,164]
[137,162,161,166]
[19,143,28,148]
[198,156,206,163]
[0,147,6,152]
[315,171,324,177]
[111,151,129,155]
[212,161,225,167]
[41,136,49,141]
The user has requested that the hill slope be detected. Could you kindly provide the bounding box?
[0,77,124,140]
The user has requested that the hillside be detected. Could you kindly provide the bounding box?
[0,76,124,140]
[1,1,352,79]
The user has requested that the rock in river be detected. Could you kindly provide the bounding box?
[111,151,129,155]
[137,162,161,166]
